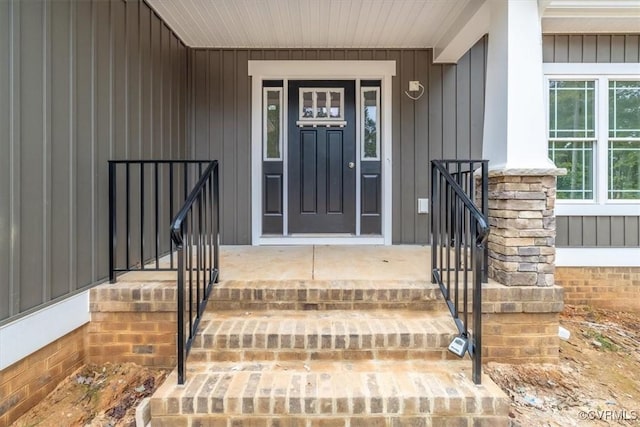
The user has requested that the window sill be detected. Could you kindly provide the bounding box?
[555,203,640,216]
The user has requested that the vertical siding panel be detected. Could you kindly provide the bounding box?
[400,50,416,243]
[582,35,597,62]
[75,0,93,287]
[0,0,11,318]
[111,0,126,160]
[388,50,402,243]
[193,51,210,159]
[542,35,555,62]
[95,0,110,280]
[151,14,161,157]
[596,216,611,246]
[581,217,596,246]
[610,35,626,62]
[43,0,52,302]
[596,35,611,63]
[624,216,639,247]
[209,50,223,163]
[414,50,430,243]
[222,50,237,243]
[236,50,251,243]
[556,216,569,246]
[442,65,457,159]
[140,5,151,158]
[609,216,625,246]
[568,35,583,63]
[624,35,639,63]
[469,39,485,159]
[568,217,584,246]
[428,63,443,182]
[161,25,171,160]
[19,0,45,311]
[553,35,569,62]
[126,0,139,158]
[171,34,179,160]
[455,50,471,159]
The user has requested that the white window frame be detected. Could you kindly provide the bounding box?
[543,63,640,217]
[263,87,283,161]
[361,86,381,161]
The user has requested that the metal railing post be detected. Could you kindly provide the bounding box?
[109,162,116,283]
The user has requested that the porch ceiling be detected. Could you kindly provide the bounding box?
[146,0,640,50]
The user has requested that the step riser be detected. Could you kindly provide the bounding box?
[189,349,458,363]
[207,284,444,312]
[150,415,509,427]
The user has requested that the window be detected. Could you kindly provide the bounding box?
[263,88,282,160]
[547,76,640,204]
[361,87,380,160]
[548,81,595,200]
[609,81,640,199]
[298,88,344,121]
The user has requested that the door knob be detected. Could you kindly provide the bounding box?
[348,162,355,169]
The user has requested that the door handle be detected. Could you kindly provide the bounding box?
[348,162,355,169]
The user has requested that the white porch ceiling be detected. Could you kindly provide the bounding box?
[145,0,474,49]
[146,0,640,49]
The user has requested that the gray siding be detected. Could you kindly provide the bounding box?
[543,35,640,248]
[0,0,187,324]
[543,34,640,63]
[557,216,640,247]
[188,39,488,244]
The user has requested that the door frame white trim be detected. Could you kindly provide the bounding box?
[249,61,396,246]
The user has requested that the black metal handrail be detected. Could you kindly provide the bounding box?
[108,160,212,282]
[430,159,489,384]
[170,161,219,385]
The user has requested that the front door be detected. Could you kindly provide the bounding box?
[288,81,356,234]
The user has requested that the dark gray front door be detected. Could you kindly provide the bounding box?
[288,81,356,233]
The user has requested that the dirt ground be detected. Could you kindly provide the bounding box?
[487,305,640,426]
[12,363,168,427]
[12,305,640,426]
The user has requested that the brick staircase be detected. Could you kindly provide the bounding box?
[148,279,509,426]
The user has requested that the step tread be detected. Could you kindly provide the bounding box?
[151,360,508,417]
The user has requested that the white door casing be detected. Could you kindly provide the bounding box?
[248,61,396,245]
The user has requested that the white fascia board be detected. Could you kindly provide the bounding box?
[556,248,640,267]
[433,0,490,64]
[0,291,90,370]
[556,204,640,216]
[542,17,640,33]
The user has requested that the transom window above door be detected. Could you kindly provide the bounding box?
[298,88,346,127]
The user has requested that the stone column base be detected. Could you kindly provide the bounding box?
[487,168,565,287]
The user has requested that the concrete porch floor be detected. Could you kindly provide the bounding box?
[119,245,432,282]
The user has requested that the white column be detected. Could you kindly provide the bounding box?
[482,0,556,170]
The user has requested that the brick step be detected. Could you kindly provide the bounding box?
[189,310,458,363]
[207,280,445,311]
[149,360,509,426]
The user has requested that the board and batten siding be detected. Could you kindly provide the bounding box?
[187,39,487,245]
[0,0,188,324]
[543,35,640,248]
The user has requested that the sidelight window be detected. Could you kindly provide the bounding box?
[263,88,282,160]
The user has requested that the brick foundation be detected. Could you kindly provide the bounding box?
[481,283,563,364]
[0,325,86,426]
[88,282,177,368]
[556,267,640,312]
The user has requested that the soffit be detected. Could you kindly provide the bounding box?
[145,0,472,48]
[146,0,640,49]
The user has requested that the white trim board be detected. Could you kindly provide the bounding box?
[556,204,640,216]
[556,248,640,267]
[544,63,640,75]
[249,60,396,246]
[258,236,385,246]
[0,291,89,370]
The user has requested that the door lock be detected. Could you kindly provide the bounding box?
[348,162,355,169]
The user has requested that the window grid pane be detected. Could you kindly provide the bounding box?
[548,140,594,200]
[548,80,595,139]
[609,140,640,199]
